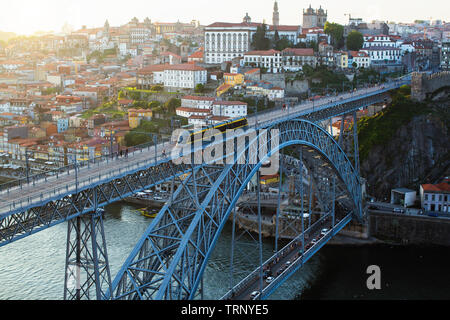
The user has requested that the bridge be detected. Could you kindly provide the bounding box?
[0,76,410,300]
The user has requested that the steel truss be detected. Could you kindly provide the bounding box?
[110,118,362,300]
[64,208,111,300]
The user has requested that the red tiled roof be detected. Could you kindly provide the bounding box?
[177,107,211,113]
[166,63,206,71]
[182,95,215,101]
[245,49,280,56]
[282,48,314,56]
[213,101,247,106]
[422,183,450,193]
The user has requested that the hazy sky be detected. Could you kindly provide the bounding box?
[0,0,448,35]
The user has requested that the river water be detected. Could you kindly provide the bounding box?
[0,202,449,300]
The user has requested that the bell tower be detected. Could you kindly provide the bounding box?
[273,1,280,27]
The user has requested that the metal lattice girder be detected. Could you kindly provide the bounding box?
[110,119,362,300]
[64,209,111,300]
[0,159,195,247]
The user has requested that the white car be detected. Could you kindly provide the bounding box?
[321,229,329,236]
[250,291,260,299]
[265,277,274,284]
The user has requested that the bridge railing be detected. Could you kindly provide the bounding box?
[260,212,352,298]
[253,79,408,128]
[221,211,333,300]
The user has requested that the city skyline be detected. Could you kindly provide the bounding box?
[0,0,449,35]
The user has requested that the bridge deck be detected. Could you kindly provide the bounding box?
[223,213,352,300]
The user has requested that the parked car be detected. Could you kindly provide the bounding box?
[321,228,328,236]
[393,208,405,213]
[250,291,260,299]
[265,277,274,284]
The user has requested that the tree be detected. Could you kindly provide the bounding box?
[251,24,271,50]
[195,83,205,93]
[347,31,364,51]
[324,22,344,48]
[150,84,164,92]
[274,38,293,51]
[164,98,181,114]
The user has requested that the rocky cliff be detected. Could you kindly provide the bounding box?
[356,87,450,200]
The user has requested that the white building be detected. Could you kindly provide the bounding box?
[391,188,417,208]
[212,101,247,119]
[136,64,207,89]
[348,51,370,68]
[243,49,282,73]
[204,14,300,64]
[176,97,247,126]
[281,47,316,71]
[204,21,254,64]
[361,46,402,64]
[363,34,399,48]
[420,182,450,213]
[163,64,207,89]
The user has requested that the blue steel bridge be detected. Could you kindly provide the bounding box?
[0,77,410,300]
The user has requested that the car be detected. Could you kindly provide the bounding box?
[321,228,329,236]
[250,291,260,299]
[265,277,274,284]
[393,208,405,213]
[286,261,291,266]
[311,238,317,243]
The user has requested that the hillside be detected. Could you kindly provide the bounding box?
[354,86,450,199]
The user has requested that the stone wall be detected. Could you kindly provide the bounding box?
[369,211,450,245]
[411,71,450,101]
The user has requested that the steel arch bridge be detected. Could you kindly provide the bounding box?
[109,118,362,300]
[0,77,413,300]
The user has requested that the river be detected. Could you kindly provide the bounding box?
[0,202,449,300]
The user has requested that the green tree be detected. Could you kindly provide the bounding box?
[274,38,293,51]
[195,83,205,93]
[150,84,164,92]
[148,101,160,109]
[324,22,344,48]
[251,23,271,50]
[347,31,364,51]
[164,98,181,114]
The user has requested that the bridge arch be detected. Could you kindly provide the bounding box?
[110,119,362,300]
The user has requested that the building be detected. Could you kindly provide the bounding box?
[136,64,207,89]
[243,49,282,73]
[361,46,402,64]
[391,188,417,208]
[420,182,450,213]
[176,97,247,125]
[128,109,153,129]
[348,51,370,68]
[441,41,450,71]
[204,11,300,65]
[163,64,207,89]
[204,20,255,64]
[281,48,316,71]
[223,73,244,86]
[302,5,327,29]
[245,80,285,101]
[334,51,348,69]
[212,101,247,119]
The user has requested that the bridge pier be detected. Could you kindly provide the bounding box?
[63,205,111,300]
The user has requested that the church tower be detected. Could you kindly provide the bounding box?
[273,1,280,27]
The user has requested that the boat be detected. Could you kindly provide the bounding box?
[137,207,158,218]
